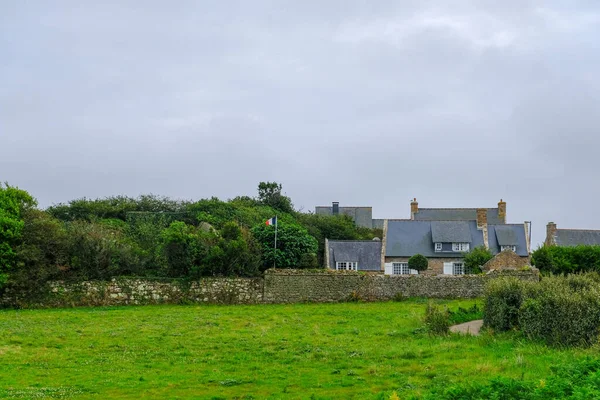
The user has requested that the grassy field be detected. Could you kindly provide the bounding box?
[0,300,594,399]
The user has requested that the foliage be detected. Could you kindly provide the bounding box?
[420,358,600,400]
[531,245,600,275]
[251,222,318,269]
[65,221,141,280]
[257,181,294,214]
[463,246,493,273]
[12,209,69,295]
[424,301,450,335]
[47,194,190,222]
[484,273,600,347]
[408,254,428,272]
[0,183,36,287]
[483,277,528,332]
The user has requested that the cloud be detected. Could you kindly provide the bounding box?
[2,0,600,247]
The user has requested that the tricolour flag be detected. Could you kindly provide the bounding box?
[265,216,277,226]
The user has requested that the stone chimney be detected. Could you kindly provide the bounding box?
[410,198,418,219]
[546,222,557,246]
[476,208,488,229]
[498,199,507,223]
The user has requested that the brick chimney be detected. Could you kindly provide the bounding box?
[498,199,506,223]
[546,222,557,246]
[476,208,487,229]
[410,198,418,219]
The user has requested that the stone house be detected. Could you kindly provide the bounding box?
[545,222,600,246]
[324,200,530,275]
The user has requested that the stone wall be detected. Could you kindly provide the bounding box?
[2,269,540,308]
[263,269,539,302]
[4,278,263,308]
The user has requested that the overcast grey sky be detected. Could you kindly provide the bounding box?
[2,1,599,246]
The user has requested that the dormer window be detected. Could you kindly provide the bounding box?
[336,261,358,271]
[501,245,517,252]
[452,243,470,252]
[435,243,442,252]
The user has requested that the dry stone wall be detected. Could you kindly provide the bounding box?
[2,269,539,308]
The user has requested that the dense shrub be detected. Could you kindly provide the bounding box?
[0,184,37,288]
[532,245,600,274]
[408,254,428,272]
[463,246,493,273]
[484,273,600,347]
[519,275,600,347]
[251,222,318,269]
[483,277,528,331]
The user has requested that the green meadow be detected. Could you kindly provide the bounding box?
[0,300,594,399]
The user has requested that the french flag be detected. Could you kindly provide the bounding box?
[265,216,277,226]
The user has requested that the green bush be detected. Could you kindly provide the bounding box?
[463,246,493,274]
[483,277,528,331]
[448,303,482,325]
[424,302,450,335]
[532,245,600,274]
[519,275,600,347]
[408,254,428,272]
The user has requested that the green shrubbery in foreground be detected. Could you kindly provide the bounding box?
[484,273,600,347]
[417,357,600,400]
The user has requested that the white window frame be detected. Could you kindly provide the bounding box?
[453,262,465,275]
[392,262,410,275]
[501,245,517,252]
[434,243,443,252]
[452,243,470,252]
[336,261,358,271]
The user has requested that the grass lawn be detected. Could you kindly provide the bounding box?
[0,299,594,399]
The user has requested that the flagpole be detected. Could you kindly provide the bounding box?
[273,215,277,269]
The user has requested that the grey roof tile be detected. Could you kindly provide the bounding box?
[385,220,485,258]
[414,208,503,224]
[555,230,600,246]
[488,224,528,256]
[328,240,382,271]
[431,221,472,243]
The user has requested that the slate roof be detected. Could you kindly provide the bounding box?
[414,208,504,224]
[431,221,472,243]
[328,240,382,271]
[554,230,600,246]
[488,224,529,256]
[385,220,485,258]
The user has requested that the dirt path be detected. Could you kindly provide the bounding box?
[449,319,483,335]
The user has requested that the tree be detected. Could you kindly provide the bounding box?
[408,254,428,273]
[257,182,294,214]
[463,246,494,273]
[0,183,36,287]
[251,222,318,269]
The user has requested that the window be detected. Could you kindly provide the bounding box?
[336,261,358,271]
[392,262,410,275]
[435,243,442,252]
[452,243,470,252]
[453,262,465,275]
[501,245,517,252]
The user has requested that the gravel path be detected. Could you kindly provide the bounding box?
[449,319,483,335]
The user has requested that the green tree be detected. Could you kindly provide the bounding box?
[251,222,318,269]
[0,183,36,287]
[257,182,294,214]
[463,246,494,273]
[408,254,428,273]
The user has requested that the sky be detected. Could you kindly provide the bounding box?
[2,1,600,247]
